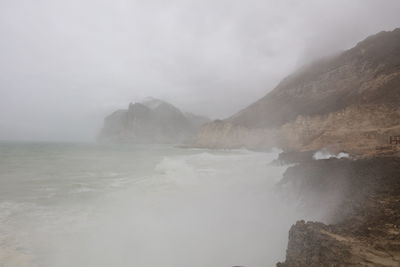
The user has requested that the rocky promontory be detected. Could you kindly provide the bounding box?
[99,97,209,144]
[276,155,400,266]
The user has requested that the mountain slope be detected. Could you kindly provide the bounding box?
[230,28,400,128]
[195,28,400,155]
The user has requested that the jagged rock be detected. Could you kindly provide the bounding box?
[277,157,400,266]
[277,221,354,267]
[277,220,400,267]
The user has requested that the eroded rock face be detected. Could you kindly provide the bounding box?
[194,120,276,149]
[277,221,354,267]
[278,220,400,267]
[277,157,400,266]
[279,105,400,156]
[195,28,400,153]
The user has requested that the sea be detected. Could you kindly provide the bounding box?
[0,142,303,267]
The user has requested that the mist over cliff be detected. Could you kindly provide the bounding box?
[195,28,400,156]
[1,1,400,266]
[1,0,400,142]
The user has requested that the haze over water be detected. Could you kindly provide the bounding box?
[0,142,303,267]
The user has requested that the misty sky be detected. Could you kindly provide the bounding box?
[1,0,400,141]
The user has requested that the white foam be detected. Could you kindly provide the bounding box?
[313,150,350,160]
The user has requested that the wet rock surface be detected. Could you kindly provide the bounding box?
[277,156,400,266]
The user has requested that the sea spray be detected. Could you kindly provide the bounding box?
[0,143,303,267]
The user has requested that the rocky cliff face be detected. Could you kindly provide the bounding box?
[195,120,276,149]
[99,98,209,144]
[195,28,400,155]
[279,105,400,155]
[276,156,400,266]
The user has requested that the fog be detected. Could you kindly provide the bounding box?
[1,0,400,141]
[48,151,298,267]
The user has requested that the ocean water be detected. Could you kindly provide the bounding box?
[0,142,302,267]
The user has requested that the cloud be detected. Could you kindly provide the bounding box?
[0,0,399,141]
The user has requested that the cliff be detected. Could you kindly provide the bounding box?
[277,156,400,266]
[99,98,209,144]
[195,28,400,155]
[279,105,400,155]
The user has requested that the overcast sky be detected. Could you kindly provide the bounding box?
[0,0,399,141]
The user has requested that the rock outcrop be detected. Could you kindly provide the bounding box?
[99,98,209,144]
[278,220,400,267]
[278,105,400,155]
[195,120,276,150]
[277,156,400,266]
[195,28,400,155]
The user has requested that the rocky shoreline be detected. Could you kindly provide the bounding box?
[276,153,400,266]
